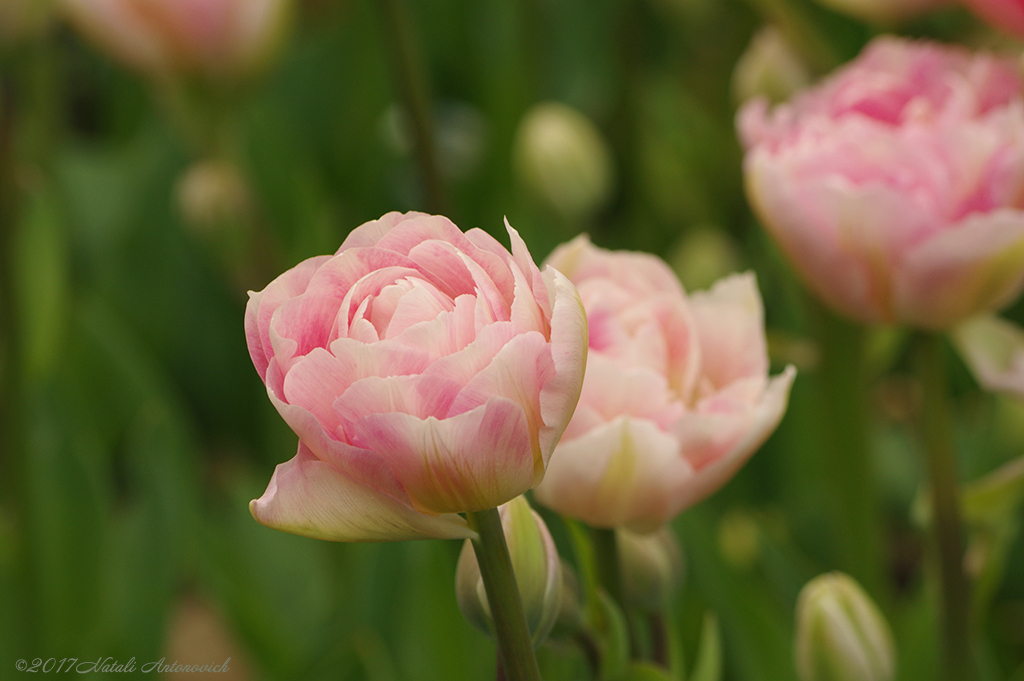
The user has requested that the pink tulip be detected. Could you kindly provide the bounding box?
[245,212,588,542]
[961,0,1024,38]
[532,236,795,532]
[62,0,288,80]
[738,37,1024,330]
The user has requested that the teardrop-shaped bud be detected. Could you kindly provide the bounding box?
[795,572,896,681]
[455,496,563,646]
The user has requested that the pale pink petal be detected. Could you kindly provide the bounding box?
[545,233,684,297]
[385,294,479,360]
[333,265,423,340]
[264,361,414,505]
[348,398,536,514]
[447,331,555,483]
[383,279,456,338]
[690,273,769,393]
[534,416,693,532]
[337,211,427,252]
[505,218,552,319]
[405,239,478,298]
[573,354,682,430]
[375,213,475,256]
[281,347,354,433]
[667,365,796,517]
[334,374,462,423]
[246,255,331,380]
[250,442,474,542]
[537,268,589,460]
[951,313,1024,398]
[896,208,1024,329]
[326,336,432,380]
[746,151,893,323]
[63,0,172,75]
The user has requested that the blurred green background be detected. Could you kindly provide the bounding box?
[1,0,1023,679]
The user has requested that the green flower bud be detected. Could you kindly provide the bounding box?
[455,496,562,646]
[514,102,615,222]
[617,526,684,614]
[176,159,251,233]
[795,572,896,681]
[732,26,811,105]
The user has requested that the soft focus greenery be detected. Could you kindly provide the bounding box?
[1,1,1023,680]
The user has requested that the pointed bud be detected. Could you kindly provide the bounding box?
[795,572,896,681]
[455,496,562,645]
[732,26,811,106]
[617,526,684,613]
[177,159,251,232]
[514,102,615,222]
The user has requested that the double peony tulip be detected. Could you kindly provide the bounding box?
[62,0,289,81]
[533,236,795,532]
[961,0,1024,38]
[739,37,1024,330]
[245,212,587,542]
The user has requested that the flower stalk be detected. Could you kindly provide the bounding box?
[914,332,972,681]
[466,508,542,681]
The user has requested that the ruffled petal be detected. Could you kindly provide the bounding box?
[348,397,537,514]
[689,273,769,393]
[951,313,1024,398]
[246,255,331,380]
[250,442,475,542]
[896,208,1024,329]
[534,416,693,532]
[666,365,796,518]
[537,268,589,462]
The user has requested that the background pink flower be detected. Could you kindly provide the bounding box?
[533,236,794,532]
[961,0,1024,38]
[62,0,289,80]
[245,212,587,541]
[739,37,1024,329]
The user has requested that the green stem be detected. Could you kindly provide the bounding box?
[592,528,625,609]
[376,0,448,215]
[649,613,668,668]
[811,305,884,596]
[914,332,972,681]
[592,527,641,657]
[466,509,542,681]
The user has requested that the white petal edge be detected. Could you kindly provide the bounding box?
[250,442,475,542]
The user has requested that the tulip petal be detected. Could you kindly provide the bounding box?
[337,210,420,252]
[667,365,796,518]
[535,416,692,532]
[349,397,536,514]
[689,272,769,393]
[246,255,331,380]
[951,313,1024,398]
[537,268,589,460]
[250,442,475,542]
[896,208,1024,329]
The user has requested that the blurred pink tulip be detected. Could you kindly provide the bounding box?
[533,236,795,532]
[62,0,289,80]
[739,37,1024,330]
[961,0,1024,38]
[245,212,587,542]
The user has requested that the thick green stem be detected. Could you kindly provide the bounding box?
[592,527,641,657]
[592,528,625,610]
[811,306,884,596]
[376,0,448,215]
[466,509,542,681]
[914,332,972,681]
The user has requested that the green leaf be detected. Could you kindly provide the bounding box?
[689,612,722,681]
[12,185,68,379]
[614,661,677,681]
